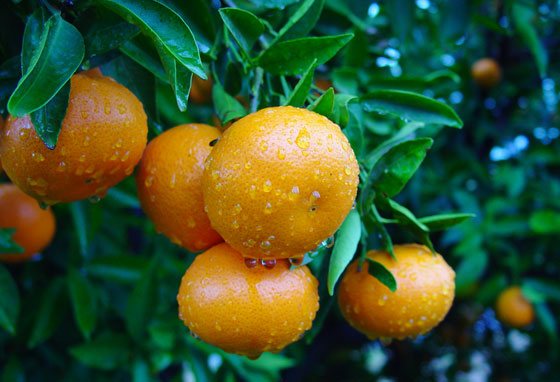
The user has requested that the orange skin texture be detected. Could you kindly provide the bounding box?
[136,124,223,252]
[0,184,55,262]
[496,286,535,328]
[0,71,147,204]
[177,243,319,359]
[189,75,213,104]
[471,58,502,88]
[338,244,455,340]
[202,106,359,259]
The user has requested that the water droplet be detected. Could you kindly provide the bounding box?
[264,202,273,214]
[263,179,272,192]
[110,152,119,161]
[121,151,130,162]
[104,104,111,114]
[323,235,335,248]
[145,175,154,188]
[288,186,300,201]
[88,195,101,204]
[244,258,258,268]
[114,138,123,148]
[81,111,89,119]
[211,170,220,180]
[244,162,252,169]
[117,104,126,114]
[83,136,91,147]
[344,166,353,175]
[244,239,256,248]
[169,173,177,189]
[233,203,242,215]
[124,165,134,176]
[85,164,95,174]
[32,152,45,162]
[277,147,286,160]
[56,161,67,173]
[260,240,271,250]
[262,259,277,269]
[260,142,268,152]
[377,295,388,306]
[215,183,223,191]
[295,129,311,149]
[289,258,303,266]
[232,220,240,229]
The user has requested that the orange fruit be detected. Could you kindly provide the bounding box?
[0,70,147,204]
[190,75,213,104]
[136,124,223,252]
[0,184,55,262]
[0,115,3,174]
[202,106,359,259]
[177,242,319,359]
[338,244,455,340]
[471,58,502,88]
[495,286,535,328]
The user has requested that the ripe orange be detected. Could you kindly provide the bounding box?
[495,286,535,328]
[202,106,359,259]
[177,242,319,359]
[0,69,147,205]
[136,124,223,252]
[471,58,502,88]
[338,244,455,340]
[190,75,213,104]
[0,184,55,262]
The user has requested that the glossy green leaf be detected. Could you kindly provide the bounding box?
[0,265,19,334]
[535,303,557,342]
[70,202,88,258]
[8,14,84,117]
[98,0,205,78]
[28,278,65,348]
[212,82,247,124]
[0,228,23,255]
[367,259,397,292]
[285,59,316,107]
[257,34,354,75]
[332,94,358,127]
[87,255,148,284]
[308,87,335,117]
[29,81,70,149]
[157,44,192,112]
[70,333,131,370]
[125,259,157,341]
[455,250,488,296]
[418,213,475,232]
[84,19,139,58]
[529,210,560,234]
[511,1,548,78]
[120,37,167,82]
[21,7,47,73]
[522,278,560,302]
[327,210,361,295]
[219,8,264,54]
[386,198,434,252]
[68,269,97,340]
[361,90,463,128]
[274,0,325,43]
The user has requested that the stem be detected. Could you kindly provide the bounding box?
[250,67,264,113]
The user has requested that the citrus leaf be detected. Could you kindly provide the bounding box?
[219,8,264,54]
[29,81,70,149]
[511,1,548,78]
[8,13,84,117]
[385,198,434,252]
[0,228,24,255]
[28,278,65,348]
[327,210,361,295]
[529,210,560,234]
[157,44,192,112]
[366,259,397,292]
[87,255,148,284]
[97,0,205,78]
[84,18,139,58]
[212,82,247,124]
[285,59,316,107]
[257,34,353,75]
[360,90,463,128]
[125,258,157,341]
[418,213,475,232]
[68,268,97,340]
[273,0,325,43]
[0,265,19,334]
[308,87,335,117]
[21,7,47,74]
[70,333,131,370]
[455,250,488,296]
[535,303,557,343]
[120,37,167,82]
[522,278,560,302]
[70,201,88,258]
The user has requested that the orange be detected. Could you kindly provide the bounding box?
[0,115,3,174]
[202,106,359,259]
[495,286,535,328]
[177,242,319,358]
[0,184,55,262]
[190,75,213,104]
[338,244,455,340]
[471,58,502,88]
[136,124,223,252]
[0,70,147,204]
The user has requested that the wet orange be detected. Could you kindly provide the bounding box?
[0,184,55,262]
[136,124,223,252]
[338,244,455,340]
[177,242,319,358]
[472,58,502,88]
[202,106,359,259]
[190,75,213,104]
[496,286,535,328]
[0,70,147,204]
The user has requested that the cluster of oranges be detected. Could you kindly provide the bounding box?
[0,68,531,358]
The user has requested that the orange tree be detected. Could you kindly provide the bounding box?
[0,0,558,381]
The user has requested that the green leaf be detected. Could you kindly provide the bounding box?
[70,202,88,258]
[219,8,264,54]
[385,198,434,252]
[511,1,548,78]
[366,259,397,292]
[368,138,433,198]
[522,278,560,302]
[285,59,316,107]
[70,333,131,370]
[529,210,560,234]
[257,34,354,75]
[455,250,488,296]
[21,7,47,74]
[125,258,157,341]
[308,87,335,117]
[157,45,192,112]
[28,278,65,348]
[68,269,97,340]
[273,0,325,43]
[120,37,167,82]
[87,255,148,283]
[386,0,414,43]
[29,81,70,149]
[360,90,463,128]
[418,213,475,232]
[0,265,19,334]
[332,94,358,127]
[84,19,139,58]
[0,228,24,255]
[327,210,361,295]
[8,14,84,117]
[98,0,205,78]
[535,303,557,342]
[364,122,425,169]
[212,82,247,124]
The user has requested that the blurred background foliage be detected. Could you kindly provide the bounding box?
[0,0,559,381]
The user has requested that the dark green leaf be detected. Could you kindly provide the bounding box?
[84,19,139,58]
[28,278,65,348]
[29,81,70,149]
[212,82,247,124]
[522,278,560,302]
[455,250,488,296]
[274,0,325,43]
[418,213,475,232]
[366,259,397,292]
[21,7,47,74]
[386,198,434,252]
[0,228,24,255]
[511,1,548,78]
[308,87,335,117]
[98,0,205,78]
[120,37,167,82]
[70,202,88,258]
[535,303,557,342]
[327,210,361,295]
[332,94,358,127]
[529,210,560,234]
[0,265,19,334]
[8,14,84,117]
[70,333,131,370]
[68,268,97,340]
[87,255,148,283]
[257,34,354,75]
[157,45,192,112]
[361,90,463,128]
[219,8,264,54]
[285,59,316,107]
[125,258,157,341]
